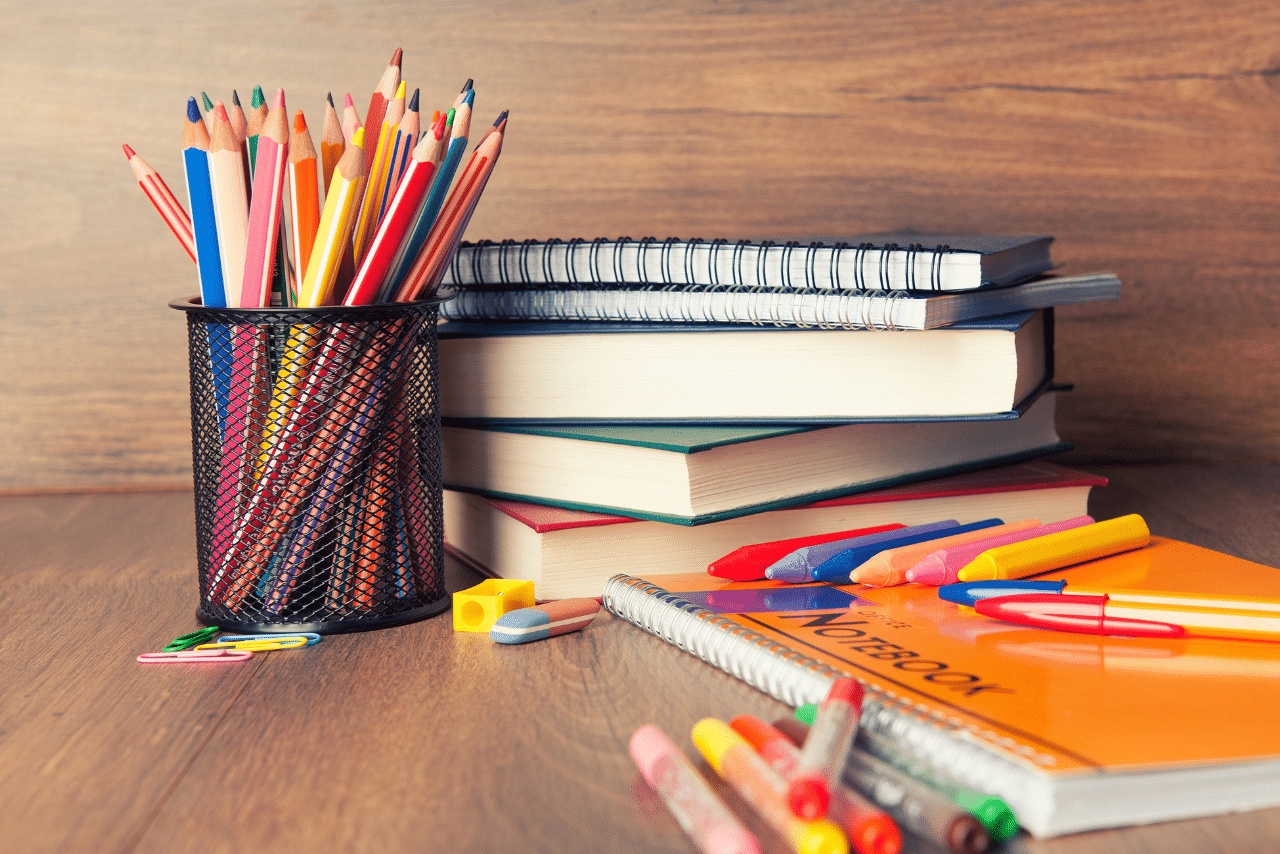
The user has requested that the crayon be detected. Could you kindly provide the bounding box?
[850,519,1026,587]
[767,521,959,583]
[813,520,1003,585]
[709,524,905,581]
[956,514,1150,583]
[907,516,1094,586]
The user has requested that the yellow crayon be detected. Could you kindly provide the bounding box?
[957,513,1150,582]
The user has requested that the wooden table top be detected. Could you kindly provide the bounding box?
[3,463,1279,853]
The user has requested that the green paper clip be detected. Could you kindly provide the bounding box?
[162,626,220,652]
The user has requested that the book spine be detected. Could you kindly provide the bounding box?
[437,286,925,329]
[446,238,961,291]
[600,573,1046,828]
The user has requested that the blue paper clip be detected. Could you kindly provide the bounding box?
[218,633,321,645]
[137,649,252,664]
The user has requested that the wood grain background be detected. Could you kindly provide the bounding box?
[3,0,1279,491]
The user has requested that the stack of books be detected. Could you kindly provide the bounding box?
[436,234,1121,598]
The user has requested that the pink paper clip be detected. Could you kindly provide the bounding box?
[137,648,253,664]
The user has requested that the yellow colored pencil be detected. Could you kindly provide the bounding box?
[297,127,367,307]
[351,80,406,263]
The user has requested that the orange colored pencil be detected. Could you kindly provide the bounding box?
[320,92,345,193]
[379,87,420,222]
[394,121,503,302]
[123,144,196,262]
[361,48,401,174]
[288,109,321,287]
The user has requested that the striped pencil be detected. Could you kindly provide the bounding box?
[180,98,224,306]
[288,109,321,289]
[320,93,344,193]
[379,89,472,302]
[361,48,402,174]
[395,117,503,302]
[208,100,250,307]
[240,88,289,309]
[343,114,447,305]
[352,80,406,263]
[123,144,195,262]
[379,87,420,222]
[297,126,368,307]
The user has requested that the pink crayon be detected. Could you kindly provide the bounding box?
[905,515,1095,585]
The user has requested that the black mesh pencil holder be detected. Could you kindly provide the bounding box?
[170,296,451,634]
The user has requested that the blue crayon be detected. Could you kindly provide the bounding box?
[937,579,1066,607]
[812,519,1011,584]
[766,520,960,583]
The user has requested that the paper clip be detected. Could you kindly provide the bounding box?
[137,649,252,664]
[162,626,221,651]
[218,633,321,646]
[196,636,309,651]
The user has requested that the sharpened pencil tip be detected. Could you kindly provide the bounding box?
[494,110,509,127]
[122,143,136,158]
[294,109,308,132]
[462,89,475,108]
[326,91,335,108]
[394,80,407,99]
[201,92,214,110]
[272,87,285,110]
[391,47,403,67]
[461,78,474,93]
[187,96,202,122]
[408,88,420,112]
[251,85,266,108]
[231,90,242,107]
[345,92,355,109]
[214,100,230,122]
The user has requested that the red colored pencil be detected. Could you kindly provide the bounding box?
[123,144,196,262]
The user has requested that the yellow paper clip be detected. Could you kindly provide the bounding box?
[197,636,308,651]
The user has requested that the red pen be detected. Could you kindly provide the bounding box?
[731,715,902,854]
[975,593,1185,638]
[788,677,865,820]
[709,525,905,581]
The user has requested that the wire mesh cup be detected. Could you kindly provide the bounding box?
[170,296,450,633]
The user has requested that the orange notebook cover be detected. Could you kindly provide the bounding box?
[601,537,1280,837]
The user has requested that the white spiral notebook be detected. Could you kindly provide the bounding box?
[601,559,1280,839]
[443,234,1054,293]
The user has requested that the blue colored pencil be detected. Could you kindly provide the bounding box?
[182,97,225,307]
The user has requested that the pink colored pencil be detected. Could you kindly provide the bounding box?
[123,144,196,261]
[240,88,289,308]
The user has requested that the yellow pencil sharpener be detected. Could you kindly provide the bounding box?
[452,580,536,633]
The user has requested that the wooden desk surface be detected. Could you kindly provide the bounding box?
[2,464,1278,853]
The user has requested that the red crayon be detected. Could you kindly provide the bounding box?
[709,524,906,581]
[731,715,902,854]
[789,678,865,820]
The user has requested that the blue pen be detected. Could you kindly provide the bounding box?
[938,579,1068,607]
[766,520,960,583]
[812,519,1007,584]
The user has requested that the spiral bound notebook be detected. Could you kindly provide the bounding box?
[443,234,1054,293]
[601,546,1280,838]
[438,271,1120,330]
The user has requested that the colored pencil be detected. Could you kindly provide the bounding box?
[379,87,420,222]
[320,92,345,193]
[207,100,250,307]
[341,92,362,144]
[394,117,503,302]
[297,126,368,307]
[123,144,196,262]
[343,112,447,305]
[180,98,225,306]
[352,80,406,263]
[288,109,321,291]
[201,92,215,120]
[228,91,252,189]
[379,89,472,302]
[361,48,402,174]
[240,88,289,309]
[245,85,268,177]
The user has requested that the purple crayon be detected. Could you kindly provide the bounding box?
[766,520,960,583]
